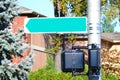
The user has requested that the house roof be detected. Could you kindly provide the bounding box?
[101,33,120,43]
[19,6,46,17]
[64,34,88,39]
[64,33,120,43]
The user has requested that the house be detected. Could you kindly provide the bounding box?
[101,33,120,51]
[64,33,120,51]
[12,6,47,71]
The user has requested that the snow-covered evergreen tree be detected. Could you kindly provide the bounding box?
[0,0,33,80]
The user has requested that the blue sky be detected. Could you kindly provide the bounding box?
[17,0,54,17]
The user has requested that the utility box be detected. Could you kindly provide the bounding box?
[61,50,85,72]
[89,49,100,70]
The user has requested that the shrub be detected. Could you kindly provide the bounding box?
[0,0,33,79]
[29,54,119,80]
[29,67,119,80]
[107,73,118,80]
[45,55,56,71]
[29,69,87,80]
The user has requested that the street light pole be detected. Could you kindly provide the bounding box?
[88,0,101,80]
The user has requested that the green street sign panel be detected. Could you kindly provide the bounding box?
[24,17,87,33]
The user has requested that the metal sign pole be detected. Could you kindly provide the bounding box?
[88,0,101,80]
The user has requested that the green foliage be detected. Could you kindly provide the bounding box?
[101,0,119,32]
[0,0,20,30]
[29,68,87,80]
[52,0,87,16]
[52,0,119,32]
[46,34,77,56]
[0,0,33,80]
[0,28,27,59]
[69,0,87,16]
[46,35,62,55]
[107,73,118,80]
[29,56,118,80]
[102,69,118,80]
[67,34,77,46]
[102,69,106,78]
[29,66,118,80]
[0,0,27,62]
[0,28,34,80]
[45,55,56,71]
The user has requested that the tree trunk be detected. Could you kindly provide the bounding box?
[55,49,62,72]
[53,2,59,17]
[53,0,65,72]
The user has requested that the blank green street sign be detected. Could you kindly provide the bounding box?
[24,17,87,33]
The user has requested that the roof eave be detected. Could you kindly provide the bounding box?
[113,40,120,43]
[20,11,46,17]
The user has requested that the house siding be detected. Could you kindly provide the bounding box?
[102,40,112,50]
[31,34,47,71]
[12,16,27,32]
[109,43,120,51]
[12,16,47,71]
[102,40,120,51]
[12,16,31,64]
